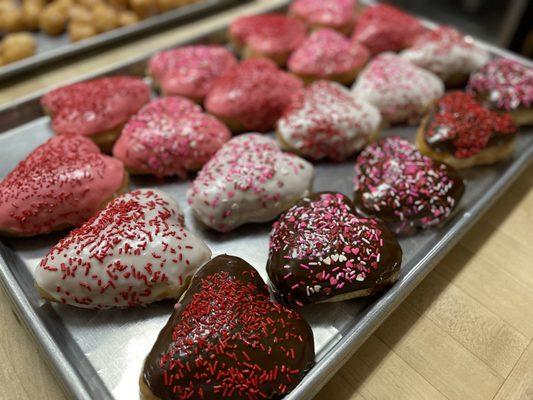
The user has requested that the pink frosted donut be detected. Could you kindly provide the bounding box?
[352,53,444,124]
[0,136,126,237]
[289,0,358,33]
[288,28,370,84]
[148,45,237,102]
[401,26,490,85]
[277,81,381,161]
[352,4,424,55]
[205,58,304,132]
[41,76,150,149]
[113,97,231,178]
[229,13,307,65]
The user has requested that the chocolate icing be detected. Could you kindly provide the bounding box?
[142,255,315,400]
[353,137,465,236]
[267,192,402,305]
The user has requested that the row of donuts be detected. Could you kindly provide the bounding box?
[0,2,531,400]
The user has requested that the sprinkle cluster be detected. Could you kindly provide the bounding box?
[425,92,516,158]
[41,76,150,137]
[269,193,388,304]
[205,58,304,132]
[187,134,313,232]
[352,4,424,55]
[278,81,380,161]
[148,45,237,100]
[288,28,370,78]
[0,135,124,235]
[230,13,306,54]
[159,267,311,399]
[289,0,357,30]
[37,189,209,309]
[467,58,533,111]
[114,97,231,178]
[354,137,462,235]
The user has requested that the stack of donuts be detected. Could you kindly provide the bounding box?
[1,0,532,399]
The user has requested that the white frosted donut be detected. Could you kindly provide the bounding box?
[401,26,490,84]
[352,52,444,124]
[35,189,211,309]
[187,134,314,232]
[277,80,381,161]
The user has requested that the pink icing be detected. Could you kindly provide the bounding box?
[289,0,357,30]
[148,45,237,101]
[230,13,307,55]
[41,76,150,137]
[467,58,533,111]
[205,58,304,132]
[113,97,231,178]
[0,136,125,235]
[352,4,424,55]
[288,28,370,78]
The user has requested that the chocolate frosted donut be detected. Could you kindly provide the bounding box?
[267,192,402,306]
[417,91,517,169]
[141,254,315,400]
[353,137,465,236]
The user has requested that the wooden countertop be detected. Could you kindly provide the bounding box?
[1,1,532,399]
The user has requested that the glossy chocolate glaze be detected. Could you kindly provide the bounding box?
[142,255,315,400]
[267,192,402,305]
[353,137,465,236]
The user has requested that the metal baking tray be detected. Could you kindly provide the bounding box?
[0,0,248,82]
[0,2,532,399]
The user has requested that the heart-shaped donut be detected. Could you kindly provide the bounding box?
[141,254,315,400]
[352,53,444,124]
[35,189,211,309]
[0,135,127,237]
[267,192,402,305]
[417,91,516,169]
[277,80,381,161]
[41,76,151,150]
[289,0,358,34]
[353,137,465,236]
[187,134,314,232]
[113,97,231,178]
[148,45,238,102]
[204,58,304,133]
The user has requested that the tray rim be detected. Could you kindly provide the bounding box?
[0,2,532,399]
[0,0,248,82]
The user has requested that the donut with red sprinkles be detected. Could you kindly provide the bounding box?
[187,134,314,232]
[229,13,307,65]
[289,0,358,33]
[0,135,126,237]
[277,81,381,161]
[353,137,464,236]
[401,26,490,85]
[35,189,211,309]
[113,97,231,178]
[288,28,370,84]
[352,52,444,124]
[267,192,402,305]
[41,76,150,149]
[141,254,315,400]
[352,4,425,55]
[466,58,533,126]
[148,45,237,102]
[417,91,517,169]
[205,58,304,133]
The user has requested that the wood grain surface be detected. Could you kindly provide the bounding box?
[1,1,532,399]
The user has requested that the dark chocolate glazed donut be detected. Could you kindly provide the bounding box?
[353,137,465,236]
[141,254,315,400]
[267,192,402,306]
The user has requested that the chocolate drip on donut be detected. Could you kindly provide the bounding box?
[267,192,402,305]
[142,255,315,400]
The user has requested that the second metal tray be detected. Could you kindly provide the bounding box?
[0,2,532,399]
